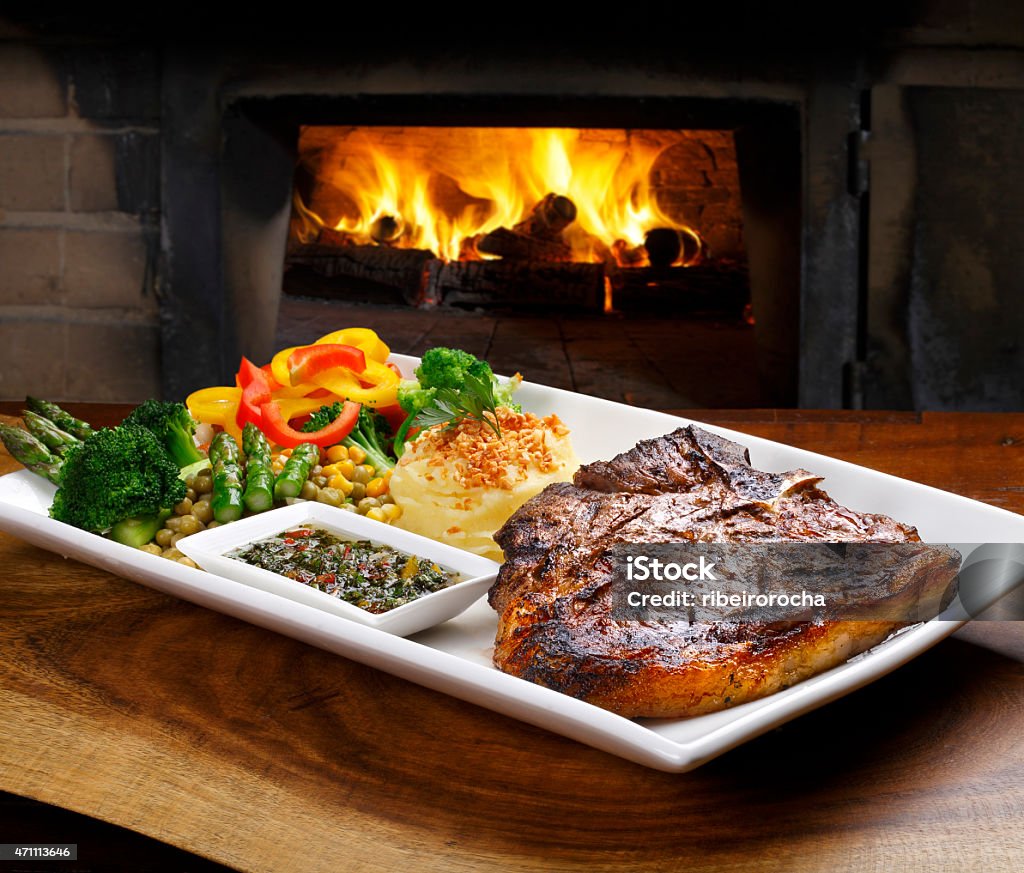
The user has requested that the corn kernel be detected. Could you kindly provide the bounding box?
[329,474,354,495]
[347,445,367,465]
[321,463,340,478]
[326,444,349,463]
[280,447,293,457]
[337,459,356,479]
[382,503,403,521]
[382,468,393,482]
[366,477,388,498]
[365,507,387,523]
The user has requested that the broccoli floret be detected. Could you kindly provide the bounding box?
[393,380,437,458]
[393,349,522,456]
[50,424,187,534]
[415,347,493,391]
[343,406,396,471]
[302,402,345,434]
[397,379,436,417]
[122,399,204,468]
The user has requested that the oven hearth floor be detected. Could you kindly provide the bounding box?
[276,297,767,409]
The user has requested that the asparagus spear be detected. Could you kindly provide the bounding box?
[25,397,95,441]
[22,410,81,457]
[209,431,244,523]
[274,442,319,501]
[0,422,64,484]
[241,422,274,513]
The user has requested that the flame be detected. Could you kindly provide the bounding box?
[295,127,701,265]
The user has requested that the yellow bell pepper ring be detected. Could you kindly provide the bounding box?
[271,395,339,423]
[311,366,399,407]
[315,327,390,363]
[185,386,243,443]
[270,345,301,388]
[361,358,400,388]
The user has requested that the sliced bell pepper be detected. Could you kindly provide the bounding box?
[270,345,302,388]
[237,358,274,430]
[272,395,337,423]
[287,343,366,387]
[237,357,278,390]
[270,345,327,394]
[315,328,390,363]
[259,399,360,449]
[186,386,243,443]
[310,363,399,407]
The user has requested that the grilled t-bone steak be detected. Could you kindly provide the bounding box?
[488,426,960,718]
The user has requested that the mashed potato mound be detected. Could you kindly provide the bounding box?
[389,407,579,561]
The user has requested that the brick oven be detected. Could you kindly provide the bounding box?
[2,13,1024,412]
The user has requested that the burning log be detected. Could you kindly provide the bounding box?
[369,215,403,245]
[643,228,682,268]
[644,227,703,268]
[612,239,646,267]
[512,193,577,238]
[475,227,572,262]
[477,193,578,262]
[427,259,605,310]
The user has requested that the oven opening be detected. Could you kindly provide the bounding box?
[286,125,748,318]
[216,95,800,409]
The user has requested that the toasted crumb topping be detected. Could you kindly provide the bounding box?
[400,407,572,490]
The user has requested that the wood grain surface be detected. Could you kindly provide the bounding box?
[1,404,1022,872]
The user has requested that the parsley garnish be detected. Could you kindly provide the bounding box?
[411,373,502,438]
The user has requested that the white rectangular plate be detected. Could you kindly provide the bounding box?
[3,356,1024,771]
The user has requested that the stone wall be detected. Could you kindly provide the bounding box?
[0,42,161,401]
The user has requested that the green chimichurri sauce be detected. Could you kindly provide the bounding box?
[228,526,457,613]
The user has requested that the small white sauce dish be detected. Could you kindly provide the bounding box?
[177,502,499,637]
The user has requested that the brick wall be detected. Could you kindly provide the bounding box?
[0,42,161,401]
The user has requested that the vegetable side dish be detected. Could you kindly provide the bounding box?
[0,328,563,570]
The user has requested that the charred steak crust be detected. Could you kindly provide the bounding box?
[488,426,959,718]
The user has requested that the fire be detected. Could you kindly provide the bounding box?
[294,127,702,266]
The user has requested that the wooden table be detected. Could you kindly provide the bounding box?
[2,405,1023,872]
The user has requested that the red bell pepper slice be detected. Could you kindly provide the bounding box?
[288,344,366,387]
[259,399,360,449]
[236,357,275,429]
[236,357,278,390]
